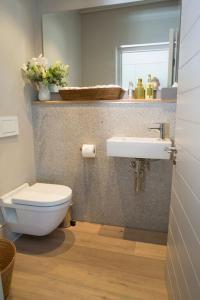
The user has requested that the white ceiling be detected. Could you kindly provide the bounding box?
[38,0,176,14]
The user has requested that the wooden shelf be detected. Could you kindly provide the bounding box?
[33,98,177,105]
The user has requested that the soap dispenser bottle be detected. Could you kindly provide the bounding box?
[134,79,145,99]
[128,81,134,99]
[145,74,154,99]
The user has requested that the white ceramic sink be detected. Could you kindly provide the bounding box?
[107,137,172,160]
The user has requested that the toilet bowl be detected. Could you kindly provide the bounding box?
[0,183,72,236]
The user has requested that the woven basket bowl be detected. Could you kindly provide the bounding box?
[0,239,16,299]
[59,87,125,101]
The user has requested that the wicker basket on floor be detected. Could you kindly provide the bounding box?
[0,239,16,299]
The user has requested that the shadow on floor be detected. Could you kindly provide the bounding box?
[123,228,168,245]
[15,229,75,256]
[98,225,167,245]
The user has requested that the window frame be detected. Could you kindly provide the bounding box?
[116,42,170,89]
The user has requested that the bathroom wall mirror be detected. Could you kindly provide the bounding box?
[42,0,181,89]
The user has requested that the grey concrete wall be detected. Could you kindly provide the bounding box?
[166,0,200,299]
[32,101,176,232]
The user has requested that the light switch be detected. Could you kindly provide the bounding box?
[0,116,19,138]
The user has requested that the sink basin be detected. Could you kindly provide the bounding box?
[106,137,172,160]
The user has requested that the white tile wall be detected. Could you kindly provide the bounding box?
[166,0,200,298]
[180,0,200,41]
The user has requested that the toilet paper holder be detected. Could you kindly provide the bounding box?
[80,146,96,153]
[80,144,96,158]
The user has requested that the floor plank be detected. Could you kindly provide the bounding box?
[8,222,168,300]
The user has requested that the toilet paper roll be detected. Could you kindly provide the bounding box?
[81,144,96,158]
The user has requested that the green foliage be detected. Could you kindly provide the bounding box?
[47,62,69,87]
[21,55,69,88]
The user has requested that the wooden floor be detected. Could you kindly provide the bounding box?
[8,222,168,300]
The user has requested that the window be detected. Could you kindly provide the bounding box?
[117,43,169,90]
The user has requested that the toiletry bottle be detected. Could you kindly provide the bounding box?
[145,74,154,99]
[134,79,145,99]
[152,76,160,99]
[128,81,134,99]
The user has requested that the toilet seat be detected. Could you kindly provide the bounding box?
[12,183,72,207]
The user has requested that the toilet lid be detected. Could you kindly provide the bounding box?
[12,183,72,207]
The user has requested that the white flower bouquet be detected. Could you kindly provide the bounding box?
[21,55,69,100]
[21,54,49,89]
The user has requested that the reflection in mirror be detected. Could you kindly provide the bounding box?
[42,1,181,90]
[117,42,170,89]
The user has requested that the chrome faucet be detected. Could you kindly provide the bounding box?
[148,123,170,139]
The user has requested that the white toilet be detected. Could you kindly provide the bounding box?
[0,183,72,236]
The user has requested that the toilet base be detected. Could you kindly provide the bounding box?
[0,183,73,236]
[2,203,71,236]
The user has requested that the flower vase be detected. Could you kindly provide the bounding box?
[38,84,50,101]
[49,84,59,93]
